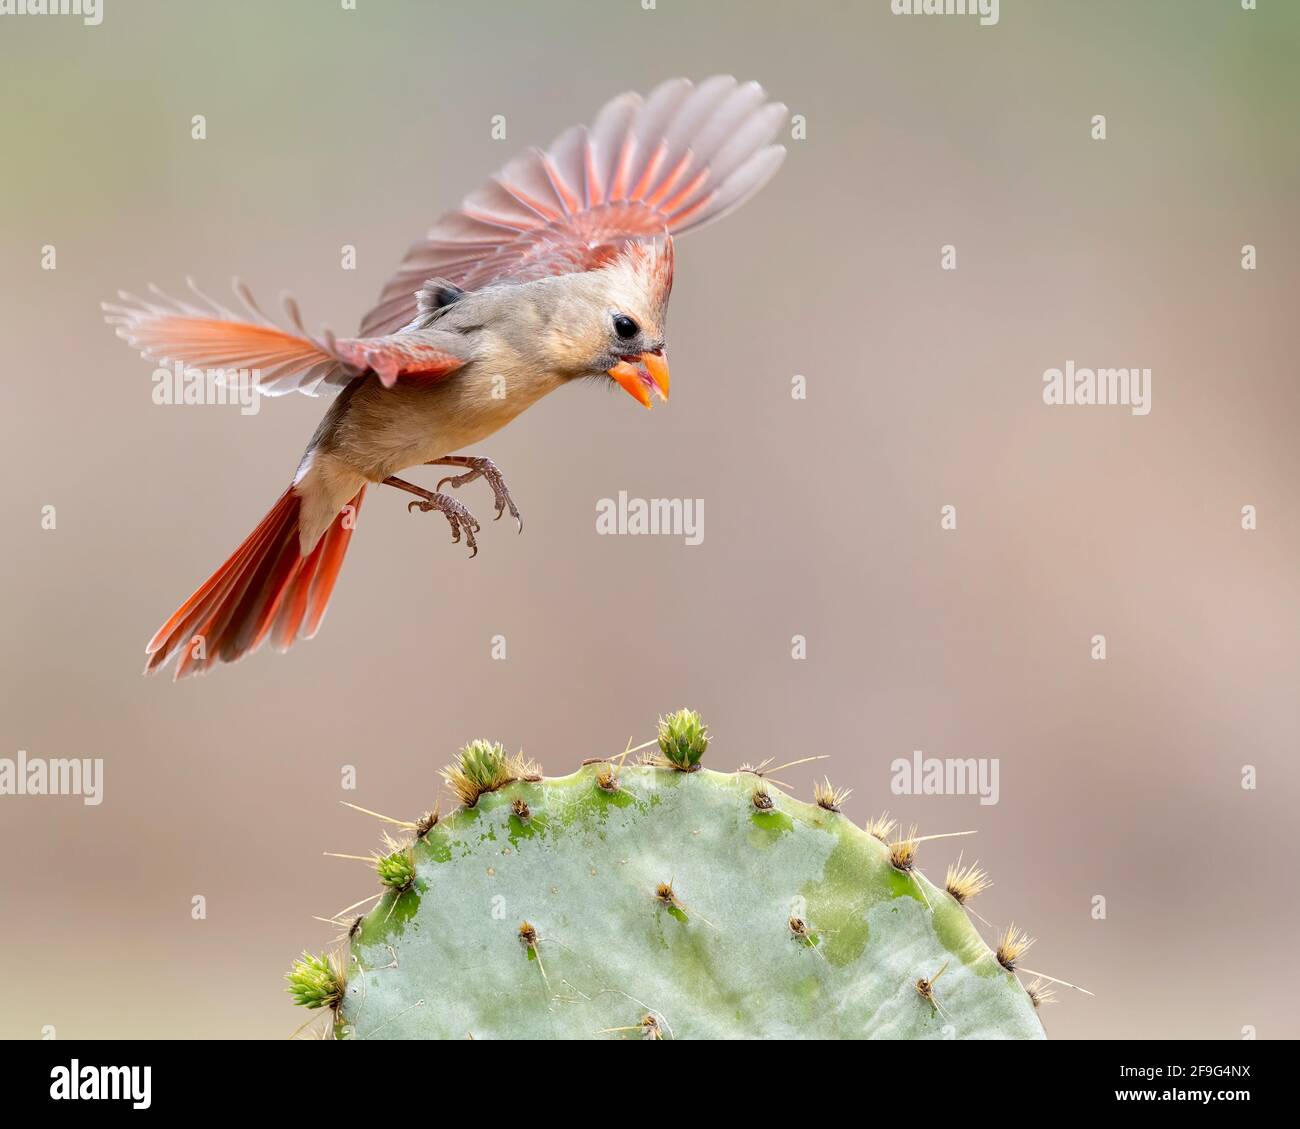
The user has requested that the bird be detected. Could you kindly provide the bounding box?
[104,76,787,679]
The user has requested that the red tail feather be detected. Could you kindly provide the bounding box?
[146,486,365,679]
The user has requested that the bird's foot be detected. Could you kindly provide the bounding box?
[433,457,523,533]
[406,493,482,558]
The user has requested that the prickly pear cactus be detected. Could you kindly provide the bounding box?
[290,712,1052,1039]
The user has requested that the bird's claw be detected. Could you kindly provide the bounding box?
[407,493,481,558]
[435,458,523,534]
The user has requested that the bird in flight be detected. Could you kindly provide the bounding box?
[105,76,787,678]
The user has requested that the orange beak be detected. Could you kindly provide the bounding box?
[607,351,670,409]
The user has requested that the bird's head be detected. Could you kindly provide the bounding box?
[587,237,674,408]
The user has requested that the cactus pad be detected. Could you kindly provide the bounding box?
[304,730,1047,1039]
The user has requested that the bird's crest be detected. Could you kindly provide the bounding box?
[600,236,674,330]
[621,236,675,307]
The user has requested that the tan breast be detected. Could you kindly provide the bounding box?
[322,356,567,483]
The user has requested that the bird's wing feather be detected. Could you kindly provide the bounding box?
[104,279,359,397]
[333,330,468,388]
[105,280,470,395]
[359,76,787,337]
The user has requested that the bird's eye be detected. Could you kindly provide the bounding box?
[613,314,639,340]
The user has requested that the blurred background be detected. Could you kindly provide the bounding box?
[1,0,1296,1039]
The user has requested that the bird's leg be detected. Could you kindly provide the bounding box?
[382,476,481,558]
[426,456,523,533]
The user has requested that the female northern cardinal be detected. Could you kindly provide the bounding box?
[105,76,786,678]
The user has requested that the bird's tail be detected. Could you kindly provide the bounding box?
[145,485,365,679]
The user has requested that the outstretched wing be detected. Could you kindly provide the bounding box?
[360,76,787,337]
[105,279,467,396]
[105,279,355,397]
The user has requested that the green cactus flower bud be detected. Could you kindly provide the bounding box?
[285,951,343,1010]
[655,707,709,770]
[374,844,416,892]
